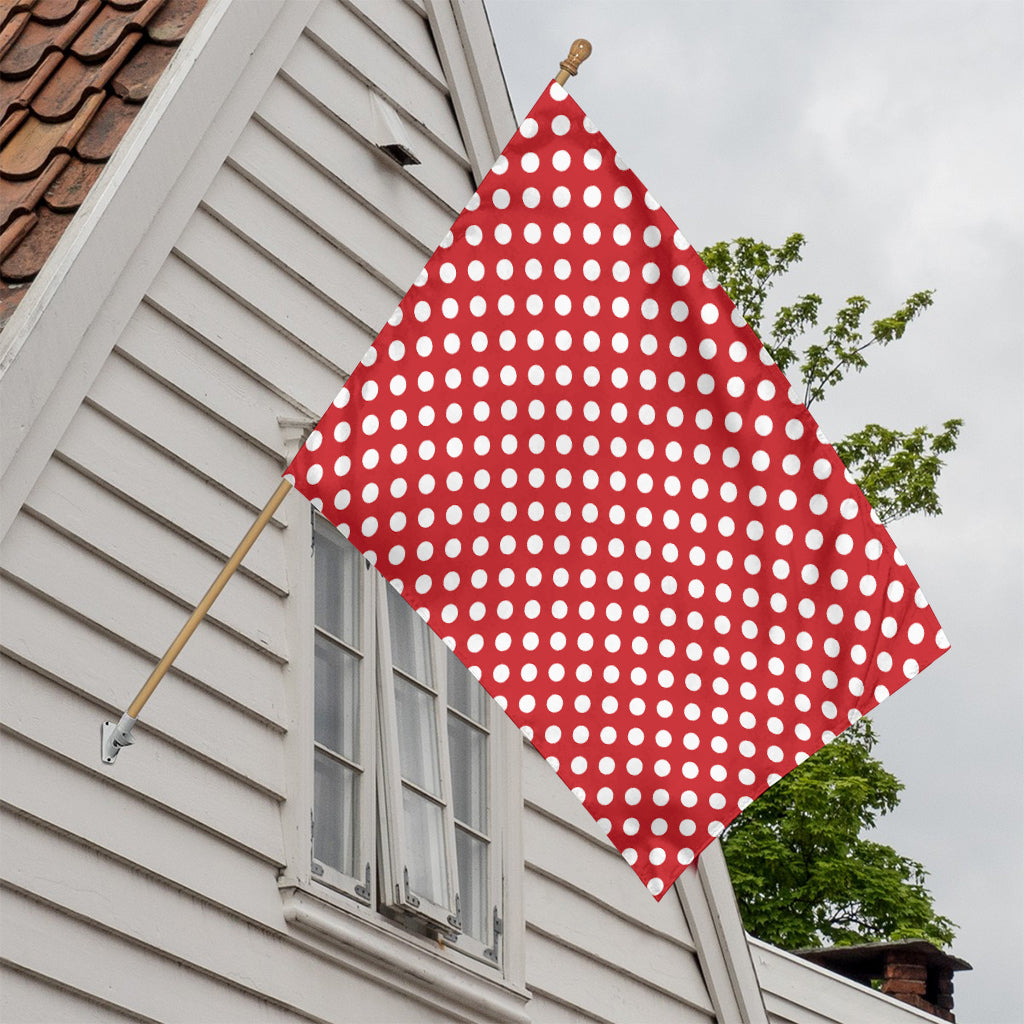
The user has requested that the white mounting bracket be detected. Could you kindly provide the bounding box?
[101,712,137,765]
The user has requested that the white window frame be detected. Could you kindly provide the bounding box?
[278,508,523,990]
[375,574,506,962]
[309,513,377,904]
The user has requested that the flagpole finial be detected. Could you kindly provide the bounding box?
[555,39,592,87]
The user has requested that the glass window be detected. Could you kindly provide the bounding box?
[311,512,502,962]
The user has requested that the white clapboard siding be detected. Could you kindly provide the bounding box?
[0,663,285,863]
[175,207,375,368]
[525,929,714,1024]
[116,302,292,462]
[521,745,717,1021]
[525,869,711,1010]
[23,459,287,655]
[280,31,473,210]
[0,888,313,1024]
[344,0,447,90]
[255,76,457,250]
[0,965,145,1024]
[54,403,289,592]
[1,743,285,930]
[2,583,286,794]
[87,351,288,526]
[201,167,404,330]
[1,813,481,1024]
[145,255,342,420]
[228,119,430,293]
[304,0,463,155]
[751,940,938,1024]
[1,517,285,726]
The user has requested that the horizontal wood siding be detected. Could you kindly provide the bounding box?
[0,0,509,1020]
[521,745,716,1022]
[0,0,752,1021]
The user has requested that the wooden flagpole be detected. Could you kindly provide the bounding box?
[102,478,293,763]
[101,39,592,765]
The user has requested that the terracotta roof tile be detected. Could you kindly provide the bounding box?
[0,10,32,61]
[69,0,160,61]
[0,0,207,327]
[74,91,132,158]
[0,48,61,121]
[1,203,75,279]
[0,89,102,177]
[1,0,99,78]
[1,150,70,228]
[146,0,201,43]
[42,151,101,208]
[33,32,139,119]
[0,209,37,261]
[32,0,83,23]
[0,105,30,145]
[0,2,37,24]
[110,34,170,99]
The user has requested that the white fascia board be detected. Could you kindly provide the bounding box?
[749,937,942,1024]
[424,0,516,183]
[0,0,318,543]
[674,839,769,1024]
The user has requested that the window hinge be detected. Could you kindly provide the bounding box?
[483,906,502,962]
[402,866,421,908]
[311,860,325,877]
[354,862,371,904]
[447,893,461,930]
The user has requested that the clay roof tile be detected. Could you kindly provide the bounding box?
[1,0,207,326]
[0,0,99,77]
[42,152,102,209]
[145,0,201,44]
[32,31,138,119]
[110,34,169,100]
[1,150,70,229]
[0,10,32,62]
[1,203,75,279]
[0,89,102,177]
[31,0,82,23]
[0,47,61,121]
[0,209,37,261]
[74,90,133,159]
[69,0,161,62]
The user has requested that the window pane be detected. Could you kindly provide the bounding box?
[387,585,429,681]
[314,634,359,760]
[402,787,448,907]
[313,750,359,877]
[448,716,488,833]
[394,675,441,796]
[315,518,362,644]
[446,648,487,724]
[456,827,489,942]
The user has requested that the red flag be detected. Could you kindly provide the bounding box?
[286,81,948,898]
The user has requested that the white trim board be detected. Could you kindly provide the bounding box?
[675,840,769,1024]
[0,0,319,543]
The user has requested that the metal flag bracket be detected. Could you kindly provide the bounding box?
[101,713,137,764]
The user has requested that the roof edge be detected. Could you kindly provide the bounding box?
[674,840,770,1024]
[0,0,317,542]
[424,0,517,183]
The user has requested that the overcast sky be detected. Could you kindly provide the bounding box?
[485,3,1023,1020]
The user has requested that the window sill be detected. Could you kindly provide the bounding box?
[279,886,531,1023]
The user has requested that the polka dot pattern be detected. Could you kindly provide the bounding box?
[286,81,949,900]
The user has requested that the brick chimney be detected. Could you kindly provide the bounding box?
[795,939,971,1021]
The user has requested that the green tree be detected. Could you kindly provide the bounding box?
[702,234,960,950]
